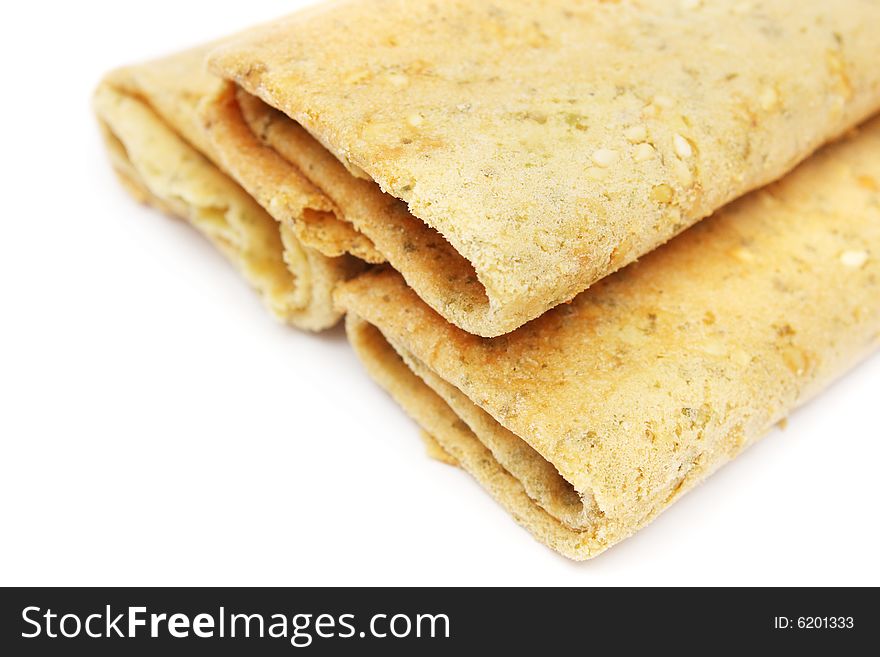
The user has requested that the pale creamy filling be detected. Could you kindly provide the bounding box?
[97,88,311,320]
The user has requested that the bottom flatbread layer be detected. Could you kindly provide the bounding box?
[338,116,880,560]
[94,46,359,330]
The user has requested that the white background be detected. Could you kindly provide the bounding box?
[1,0,878,586]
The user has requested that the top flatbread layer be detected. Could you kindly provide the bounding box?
[210,0,880,335]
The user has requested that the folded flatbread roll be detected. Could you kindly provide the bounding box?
[338,116,880,559]
[208,0,880,336]
[94,46,360,330]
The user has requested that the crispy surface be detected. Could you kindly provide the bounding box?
[339,116,880,559]
[212,0,880,336]
[94,46,360,330]
[204,86,495,332]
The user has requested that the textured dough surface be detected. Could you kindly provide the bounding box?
[212,0,880,336]
[203,84,491,337]
[339,116,880,559]
[94,45,360,330]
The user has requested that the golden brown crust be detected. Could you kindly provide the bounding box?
[212,0,880,336]
[346,315,598,558]
[419,431,458,467]
[339,116,880,559]
[203,85,498,333]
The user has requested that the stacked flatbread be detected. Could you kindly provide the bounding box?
[96,0,880,559]
[338,119,880,558]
